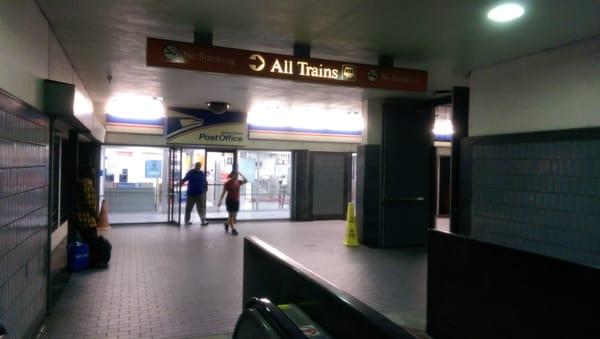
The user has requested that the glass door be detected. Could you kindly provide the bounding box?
[205,150,236,219]
[168,147,182,225]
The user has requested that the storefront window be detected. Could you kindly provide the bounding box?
[100,146,169,224]
[100,146,292,224]
[237,150,292,220]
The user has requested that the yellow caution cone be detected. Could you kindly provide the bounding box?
[343,202,359,247]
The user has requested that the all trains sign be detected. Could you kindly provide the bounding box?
[147,37,427,91]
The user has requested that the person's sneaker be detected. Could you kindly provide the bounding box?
[231,229,238,236]
[201,221,209,226]
[224,222,229,233]
[185,221,192,225]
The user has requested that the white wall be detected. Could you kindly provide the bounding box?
[362,99,383,145]
[0,0,92,110]
[469,36,600,136]
[0,1,48,108]
[105,132,357,152]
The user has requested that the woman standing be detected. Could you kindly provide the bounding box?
[218,171,247,235]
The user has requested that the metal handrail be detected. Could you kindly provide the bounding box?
[233,297,305,339]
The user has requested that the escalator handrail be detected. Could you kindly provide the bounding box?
[234,297,306,339]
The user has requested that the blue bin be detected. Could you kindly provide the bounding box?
[67,242,90,271]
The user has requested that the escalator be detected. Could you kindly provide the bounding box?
[233,297,331,339]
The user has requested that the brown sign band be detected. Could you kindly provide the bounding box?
[147,37,427,92]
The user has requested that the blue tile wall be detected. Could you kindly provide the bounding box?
[470,141,600,267]
[0,107,48,339]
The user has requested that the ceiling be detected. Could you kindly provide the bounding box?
[36,0,600,114]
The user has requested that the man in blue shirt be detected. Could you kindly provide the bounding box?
[181,162,208,225]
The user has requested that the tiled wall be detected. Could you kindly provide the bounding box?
[0,104,48,338]
[470,140,600,267]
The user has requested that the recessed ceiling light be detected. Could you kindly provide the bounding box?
[487,3,525,22]
[106,94,165,120]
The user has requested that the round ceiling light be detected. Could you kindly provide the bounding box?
[487,3,525,22]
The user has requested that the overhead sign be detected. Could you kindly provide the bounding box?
[147,37,427,92]
[166,108,247,146]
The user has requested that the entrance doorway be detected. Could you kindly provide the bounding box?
[205,150,236,218]
[171,148,292,224]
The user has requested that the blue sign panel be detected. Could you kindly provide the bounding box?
[145,160,161,178]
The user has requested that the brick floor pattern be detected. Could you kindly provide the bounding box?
[42,220,426,338]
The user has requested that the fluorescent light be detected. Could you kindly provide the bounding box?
[73,91,93,116]
[247,103,363,132]
[432,119,454,136]
[433,105,454,136]
[106,94,165,120]
[487,3,525,22]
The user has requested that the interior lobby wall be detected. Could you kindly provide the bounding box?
[0,0,91,110]
[469,36,600,136]
[464,36,600,267]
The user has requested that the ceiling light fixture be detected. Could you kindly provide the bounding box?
[432,105,454,136]
[106,94,165,120]
[247,104,363,132]
[487,3,525,22]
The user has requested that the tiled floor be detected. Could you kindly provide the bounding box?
[42,221,427,338]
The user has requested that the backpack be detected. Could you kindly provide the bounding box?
[91,235,112,266]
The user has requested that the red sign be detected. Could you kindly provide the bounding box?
[147,37,427,92]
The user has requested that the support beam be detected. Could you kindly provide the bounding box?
[450,87,470,234]
[194,31,213,46]
[293,43,310,58]
[378,55,394,68]
[66,130,79,243]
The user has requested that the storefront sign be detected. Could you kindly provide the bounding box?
[147,37,427,91]
[145,160,161,178]
[106,115,164,135]
[166,108,247,146]
[248,125,361,143]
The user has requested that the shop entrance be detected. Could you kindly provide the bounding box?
[205,150,236,218]
[168,148,292,225]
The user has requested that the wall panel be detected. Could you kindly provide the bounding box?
[463,128,600,267]
[0,91,48,339]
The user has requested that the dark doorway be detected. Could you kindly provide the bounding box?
[380,101,433,247]
[438,156,451,216]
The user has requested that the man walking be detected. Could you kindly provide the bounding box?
[218,171,248,236]
[181,162,208,225]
